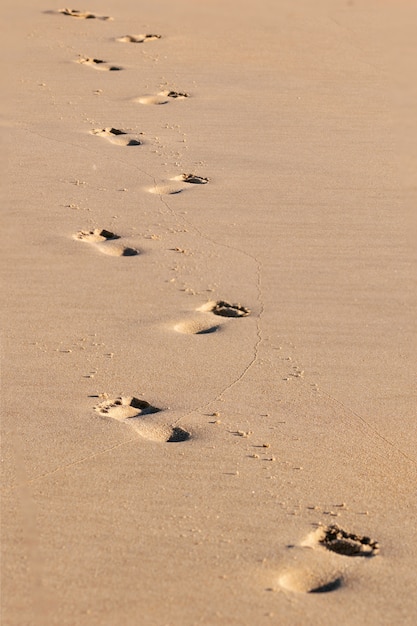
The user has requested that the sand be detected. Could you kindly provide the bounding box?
[2,1,416,624]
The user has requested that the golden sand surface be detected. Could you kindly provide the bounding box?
[2,1,416,624]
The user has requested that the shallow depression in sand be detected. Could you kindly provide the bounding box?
[90,128,143,146]
[278,569,344,594]
[95,396,160,420]
[116,34,161,43]
[304,525,380,558]
[94,397,191,443]
[199,300,250,318]
[174,320,221,335]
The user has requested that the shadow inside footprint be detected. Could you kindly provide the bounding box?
[174,320,221,335]
[196,326,220,335]
[319,525,380,557]
[167,427,191,442]
[309,578,343,594]
[101,246,138,257]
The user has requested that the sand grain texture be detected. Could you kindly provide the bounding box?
[2,1,417,625]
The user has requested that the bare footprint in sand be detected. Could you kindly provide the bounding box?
[77,57,122,71]
[74,229,139,256]
[178,174,209,185]
[277,525,379,595]
[304,525,380,558]
[116,34,161,43]
[94,396,191,442]
[148,173,209,195]
[135,91,189,106]
[90,128,143,146]
[58,8,112,20]
[199,300,250,318]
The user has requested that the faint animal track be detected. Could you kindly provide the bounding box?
[278,569,344,594]
[94,396,191,443]
[148,173,209,195]
[199,300,250,318]
[90,128,143,146]
[58,8,112,20]
[135,91,189,106]
[77,57,122,71]
[173,320,222,335]
[116,34,161,43]
[74,229,139,256]
[307,525,380,557]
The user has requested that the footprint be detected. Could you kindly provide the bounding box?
[58,8,112,20]
[95,396,160,419]
[77,57,122,71]
[116,34,161,43]
[94,396,191,443]
[135,91,189,106]
[148,173,209,195]
[277,524,379,595]
[74,229,139,256]
[177,173,208,185]
[306,525,380,558]
[278,569,344,594]
[90,128,143,146]
[199,300,250,318]
[173,320,221,335]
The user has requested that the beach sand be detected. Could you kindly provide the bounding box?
[2,1,416,624]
